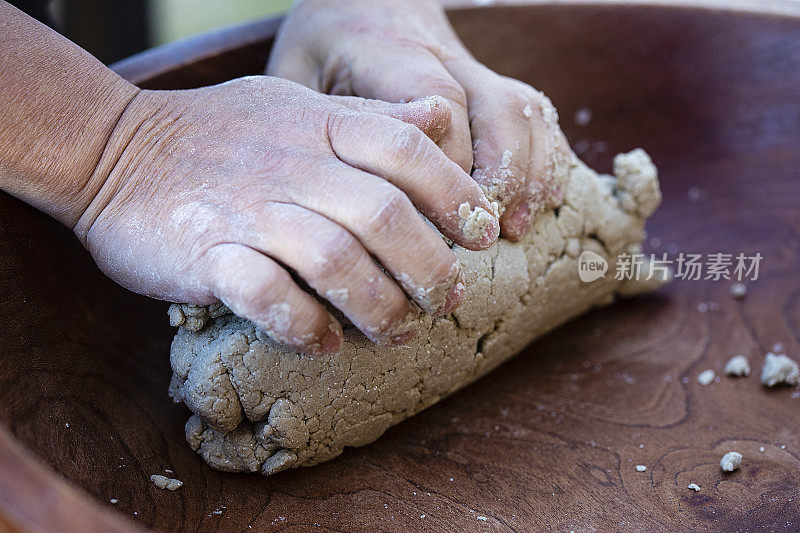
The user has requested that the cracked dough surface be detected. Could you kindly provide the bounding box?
[168,147,665,475]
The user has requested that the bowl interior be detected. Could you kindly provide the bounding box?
[1,3,799,531]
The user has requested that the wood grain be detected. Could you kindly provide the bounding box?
[1,1,799,531]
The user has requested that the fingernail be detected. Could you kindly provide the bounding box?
[480,215,501,247]
[440,273,466,315]
[321,330,341,355]
[390,330,416,345]
[507,202,532,237]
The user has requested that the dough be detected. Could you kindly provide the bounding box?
[724,355,750,377]
[696,369,715,386]
[150,474,183,490]
[168,146,666,475]
[760,352,800,387]
[720,451,742,472]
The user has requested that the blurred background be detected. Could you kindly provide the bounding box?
[9,0,294,64]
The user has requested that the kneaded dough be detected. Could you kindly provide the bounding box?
[166,141,666,475]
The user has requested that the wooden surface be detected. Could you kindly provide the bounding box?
[1,1,799,531]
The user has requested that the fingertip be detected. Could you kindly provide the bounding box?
[481,214,501,247]
[500,201,533,241]
[439,271,466,315]
[420,94,453,127]
[320,320,343,355]
[401,96,452,144]
[372,306,420,347]
[389,330,417,346]
[454,201,501,251]
[208,244,342,357]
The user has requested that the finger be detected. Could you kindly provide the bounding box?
[346,47,474,173]
[204,243,342,356]
[327,109,499,250]
[501,90,571,239]
[328,94,452,145]
[281,161,467,316]
[265,36,321,90]
[445,62,538,240]
[238,203,423,346]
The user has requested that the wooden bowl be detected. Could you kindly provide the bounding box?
[1,1,798,530]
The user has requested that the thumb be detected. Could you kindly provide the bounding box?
[327,94,452,145]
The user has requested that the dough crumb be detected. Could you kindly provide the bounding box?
[635,464,647,472]
[150,474,183,491]
[760,352,800,387]
[523,104,532,118]
[574,107,592,126]
[697,369,715,386]
[457,202,496,241]
[724,355,751,377]
[476,516,488,521]
[730,282,747,299]
[759,446,765,453]
[110,499,119,504]
[720,451,742,472]
[687,483,701,492]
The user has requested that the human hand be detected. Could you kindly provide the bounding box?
[74,76,500,356]
[268,0,570,240]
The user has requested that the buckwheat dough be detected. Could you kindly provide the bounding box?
[697,369,716,386]
[724,355,750,377]
[760,352,800,387]
[167,142,666,474]
[720,451,742,472]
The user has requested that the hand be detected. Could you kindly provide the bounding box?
[75,76,500,356]
[268,0,570,240]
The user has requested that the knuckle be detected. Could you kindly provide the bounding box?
[361,188,415,238]
[426,77,468,111]
[242,268,290,313]
[250,268,293,311]
[310,230,362,281]
[386,122,427,161]
[325,108,354,143]
[500,87,535,114]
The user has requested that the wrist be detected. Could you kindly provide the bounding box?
[0,4,141,229]
[59,77,141,230]
[72,87,161,246]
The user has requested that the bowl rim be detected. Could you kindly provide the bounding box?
[111,0,800,86]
